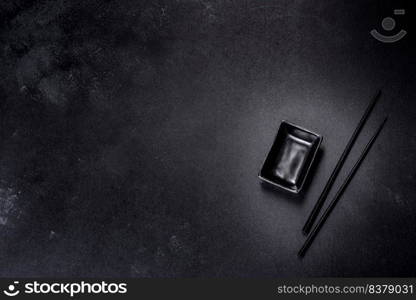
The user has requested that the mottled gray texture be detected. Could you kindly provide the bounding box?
[0,0,415,277]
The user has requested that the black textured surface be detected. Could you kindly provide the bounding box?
[0,0,415,277]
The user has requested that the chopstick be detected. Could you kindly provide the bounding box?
[298,117,388,257]
[302,89,382,234]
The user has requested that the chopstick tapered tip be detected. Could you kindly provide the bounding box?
[372,89,382,103]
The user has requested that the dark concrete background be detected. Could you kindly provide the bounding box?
[0,0,415,277]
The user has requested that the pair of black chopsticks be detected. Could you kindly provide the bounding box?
[298,89,387,257]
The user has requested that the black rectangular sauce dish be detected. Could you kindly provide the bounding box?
[259,121,322,193]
